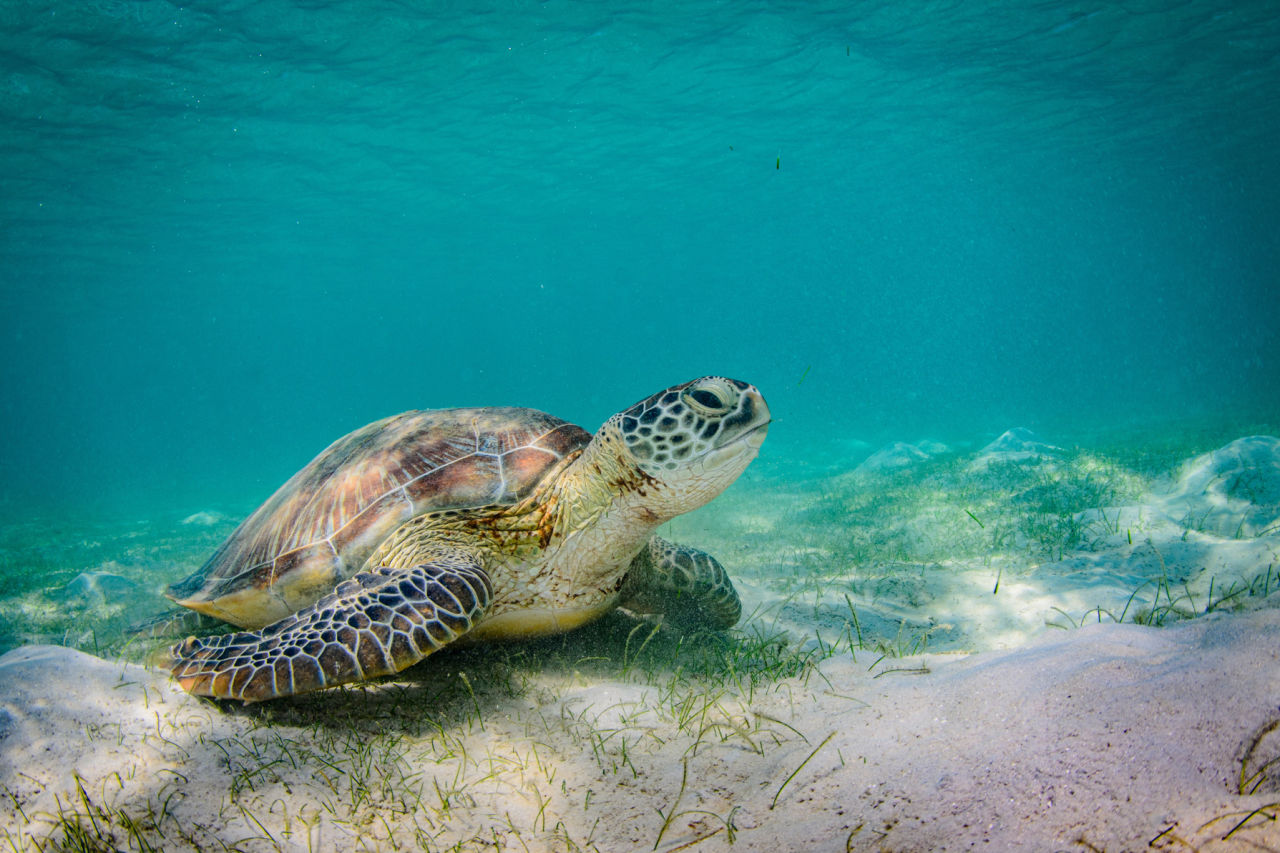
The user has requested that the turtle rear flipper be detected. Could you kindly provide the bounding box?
[128,608,226,640]
[619,536,741,631]
[169,553,491,702]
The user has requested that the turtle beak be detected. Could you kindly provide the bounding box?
[741,388,770,449]
[719,386,770,449]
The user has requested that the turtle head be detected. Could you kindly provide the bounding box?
[606,376,770,517]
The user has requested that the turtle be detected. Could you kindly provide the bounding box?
[166,376,769,702]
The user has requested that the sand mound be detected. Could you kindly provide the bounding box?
[969,427,1061,471]
[180,510,227,526]
[58,570,139,606]
[3,605,1279,851]
[1159,435,1280,538]
[850,440,950,475]
[854,441,932,473]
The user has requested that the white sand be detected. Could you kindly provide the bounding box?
[2,605,1277,851]
[3,434,1279,851]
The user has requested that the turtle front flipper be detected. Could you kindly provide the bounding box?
[169,553,491,702]
[618,536,741,631]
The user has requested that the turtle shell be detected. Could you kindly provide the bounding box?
[169,407,591,628]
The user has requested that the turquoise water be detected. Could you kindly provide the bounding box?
[7,8,1280,846]
[2,1,1278,519]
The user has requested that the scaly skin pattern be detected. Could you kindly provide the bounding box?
[170,552,490,701]
[618,536,742,630]
[168,377,769,701]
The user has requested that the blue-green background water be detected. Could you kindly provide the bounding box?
[3,0,1278,520]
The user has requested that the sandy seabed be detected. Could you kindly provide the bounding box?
[2,431,1279,851]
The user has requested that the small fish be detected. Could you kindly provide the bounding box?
[797,365,811,385]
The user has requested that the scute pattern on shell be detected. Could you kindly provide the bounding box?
[169,407,590,605]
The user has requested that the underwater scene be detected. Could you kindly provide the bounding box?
[2,0,1279,850]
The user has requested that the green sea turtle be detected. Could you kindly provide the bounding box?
[167,376,769,701]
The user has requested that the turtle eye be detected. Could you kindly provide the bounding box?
[681,382,732,416]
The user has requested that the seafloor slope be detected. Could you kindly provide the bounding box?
[1,430,1278,850]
